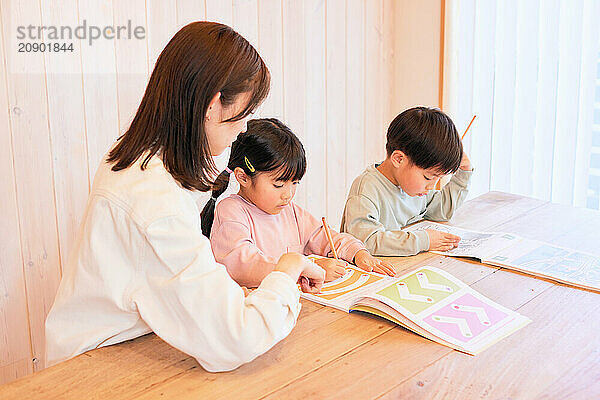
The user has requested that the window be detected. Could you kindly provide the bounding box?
[588,56,600,209]
[444,0,600,210]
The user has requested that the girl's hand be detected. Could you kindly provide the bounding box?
[353,249,397,276]
[314,258,347,282]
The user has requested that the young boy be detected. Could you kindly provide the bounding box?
[341,106,473,256]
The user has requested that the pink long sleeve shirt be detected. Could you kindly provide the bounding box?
[210,194,367,287]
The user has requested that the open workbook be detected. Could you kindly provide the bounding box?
[301,262,530,355]
[403,221,600,292]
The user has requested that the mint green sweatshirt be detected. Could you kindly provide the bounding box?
[341,165,473,256]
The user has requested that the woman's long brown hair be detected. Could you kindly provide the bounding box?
[107,22,270,191]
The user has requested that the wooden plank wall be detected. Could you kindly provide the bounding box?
[0,0,441,383]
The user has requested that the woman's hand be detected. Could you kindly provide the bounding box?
[353,249,397,276]
[275,253,325,294]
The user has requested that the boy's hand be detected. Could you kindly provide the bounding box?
[314,257,347,282]
[459,152,472,171]
[353,249,397,276]
[426,229,461,251]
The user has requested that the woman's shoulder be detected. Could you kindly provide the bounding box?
[92,154,199,228]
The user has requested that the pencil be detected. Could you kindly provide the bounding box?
[461,115,476,141]
[436,115,476,190]
[321,217,339,260]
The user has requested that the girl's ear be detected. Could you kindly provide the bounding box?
[390,150,407,168]
[205,92,222,122]
[233,167,251,187]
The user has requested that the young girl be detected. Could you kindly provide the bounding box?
[45,22,324,372]
[203,118,397,288]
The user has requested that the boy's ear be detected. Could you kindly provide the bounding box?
[233,167,251,187]
[389,150,407,168]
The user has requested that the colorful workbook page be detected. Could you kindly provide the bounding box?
[301,265,530,355]
[403,221,600,292]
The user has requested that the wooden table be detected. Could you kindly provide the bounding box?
[2,192,599,399]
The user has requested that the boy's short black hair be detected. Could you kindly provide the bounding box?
[386,106,462,174]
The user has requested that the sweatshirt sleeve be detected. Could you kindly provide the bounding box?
[342,194,429,256]
[133,213,301,372]
[295,204,366,262]
[210,205,279,288]
[424,168,473,221]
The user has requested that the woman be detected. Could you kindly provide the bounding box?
[45,22,324,372]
